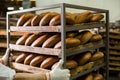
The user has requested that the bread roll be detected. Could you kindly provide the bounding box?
[15,53,29,63]
[39,12,58,26]
[24,54,36,65]
[30,55,47,66]
[93,73,104,80]
[54,38,80,49]
[40,56,59,69]
[90,51,104,61]
[17,13,34,26]
[25,33,42,46]
[76,11,92,24]
[80,31,93,44]
[66,60,78,69]
[76,52,92,65]
[16,33,32,45]
[42,34,61,48]
[51,62,58,70]
[84,74,93,80]
[31,33,51,47]
[90,13,104,22]
[66,31,78,38]
[90,34,102,42]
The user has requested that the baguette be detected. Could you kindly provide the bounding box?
[30,55,47,66]
[15,53,29,63]
[25,33,42,46]
[80,31,93,44]
[24,54,36,65]
[31,33,51,47]
[90,51,104,61]
[16,33,32,45]
[42,34,61,48]
[54,38,80,49]
[17,13,34,26]
[40,56,59,69]
[90,34,102,42]
[39,12,58,26]
[90,13,104,22]
[76,11,92,24]
[66,60,78,69]
[23,17,33,26]
[76,52,92,65]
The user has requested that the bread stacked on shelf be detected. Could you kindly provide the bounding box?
[16,11,104,27]
[109,29,120,71]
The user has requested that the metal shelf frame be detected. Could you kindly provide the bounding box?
[6,3,109,80]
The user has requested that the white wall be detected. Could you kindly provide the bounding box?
[36,0,120,22]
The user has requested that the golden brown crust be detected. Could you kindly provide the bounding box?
[31,33,51,47]
[93,73,104,80]
[76,52,92,65]
[90,13,104,22]
[16,33,32,45]
[66,31,78,38]
[90,34,102,42]
[40,56,59,69]
[15,53,29,63]
[30,55,47,66]
[25,33,42,46]
[51,62,58,70]
[39,12,58,26]
[90,51,104,61]
[24,54,36,65]
[17,13,34,26]
[23,17,33,26]
[66,60,78,69]
[42,34,61,48]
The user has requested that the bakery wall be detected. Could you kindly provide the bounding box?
[36,0,120,22]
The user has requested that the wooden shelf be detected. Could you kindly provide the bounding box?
[109,67,120,71]
[10,62,50,73]
[109,63,120,67]
[0,42,7,48]
[109,57,120,61]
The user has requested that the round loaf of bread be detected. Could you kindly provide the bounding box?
[93,73,104,80]
[66,60,78,69]
[76,52,92,65]
[90,13,104,22]
[54,38,80,49]
[40,56,59,69]
[15,53,29,63]
[17,13,34,26]
[90,51,104,61]
[16,33,32,45]
[24,54,36,65]
[42,34,61,48]
[30,55,47,66]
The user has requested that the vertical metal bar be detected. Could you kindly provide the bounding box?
[61,3,66,68]
[105,10,109,80]
[6,12,10,66]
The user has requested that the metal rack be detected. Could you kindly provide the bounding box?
[6,3,109,80]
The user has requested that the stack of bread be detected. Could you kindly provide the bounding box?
[16,11,104,27]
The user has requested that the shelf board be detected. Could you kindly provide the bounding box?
[109,57,120,61]
[0,42,7,48]
[10,44,61,56]
[109,63,120,67]
[11,62,50,73]
[10,22,105,32]
[110,46,120,50]
[109,52,120,55]
[109,35,120,40]
[109,42,120,45]
[67,41,104,57]
[109,67,120,71]
[71,63,105,79]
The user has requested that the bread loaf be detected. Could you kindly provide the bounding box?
[90,34,102,42]
[15,53,29,63]
[31,33,51,47]
[66,60,78,69]
[84,74,93,80]
[90,51,104,61]
[76,52,92,65]
[24,54,36,65]
[93,73,104,80]
[39,12,58,26]
[42,34,61,48]
[40,56,59,69]
[16,33,32,45]
[25,33,42,46]
[80,31,93,44]
[76,11,92,24]
[17,13,34,26]
[30,55,47,66]
[23,17,33,26]
[51,62,58,70]
[90,13,104,22]
[54,38,80,49]
[66,31,78,38]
